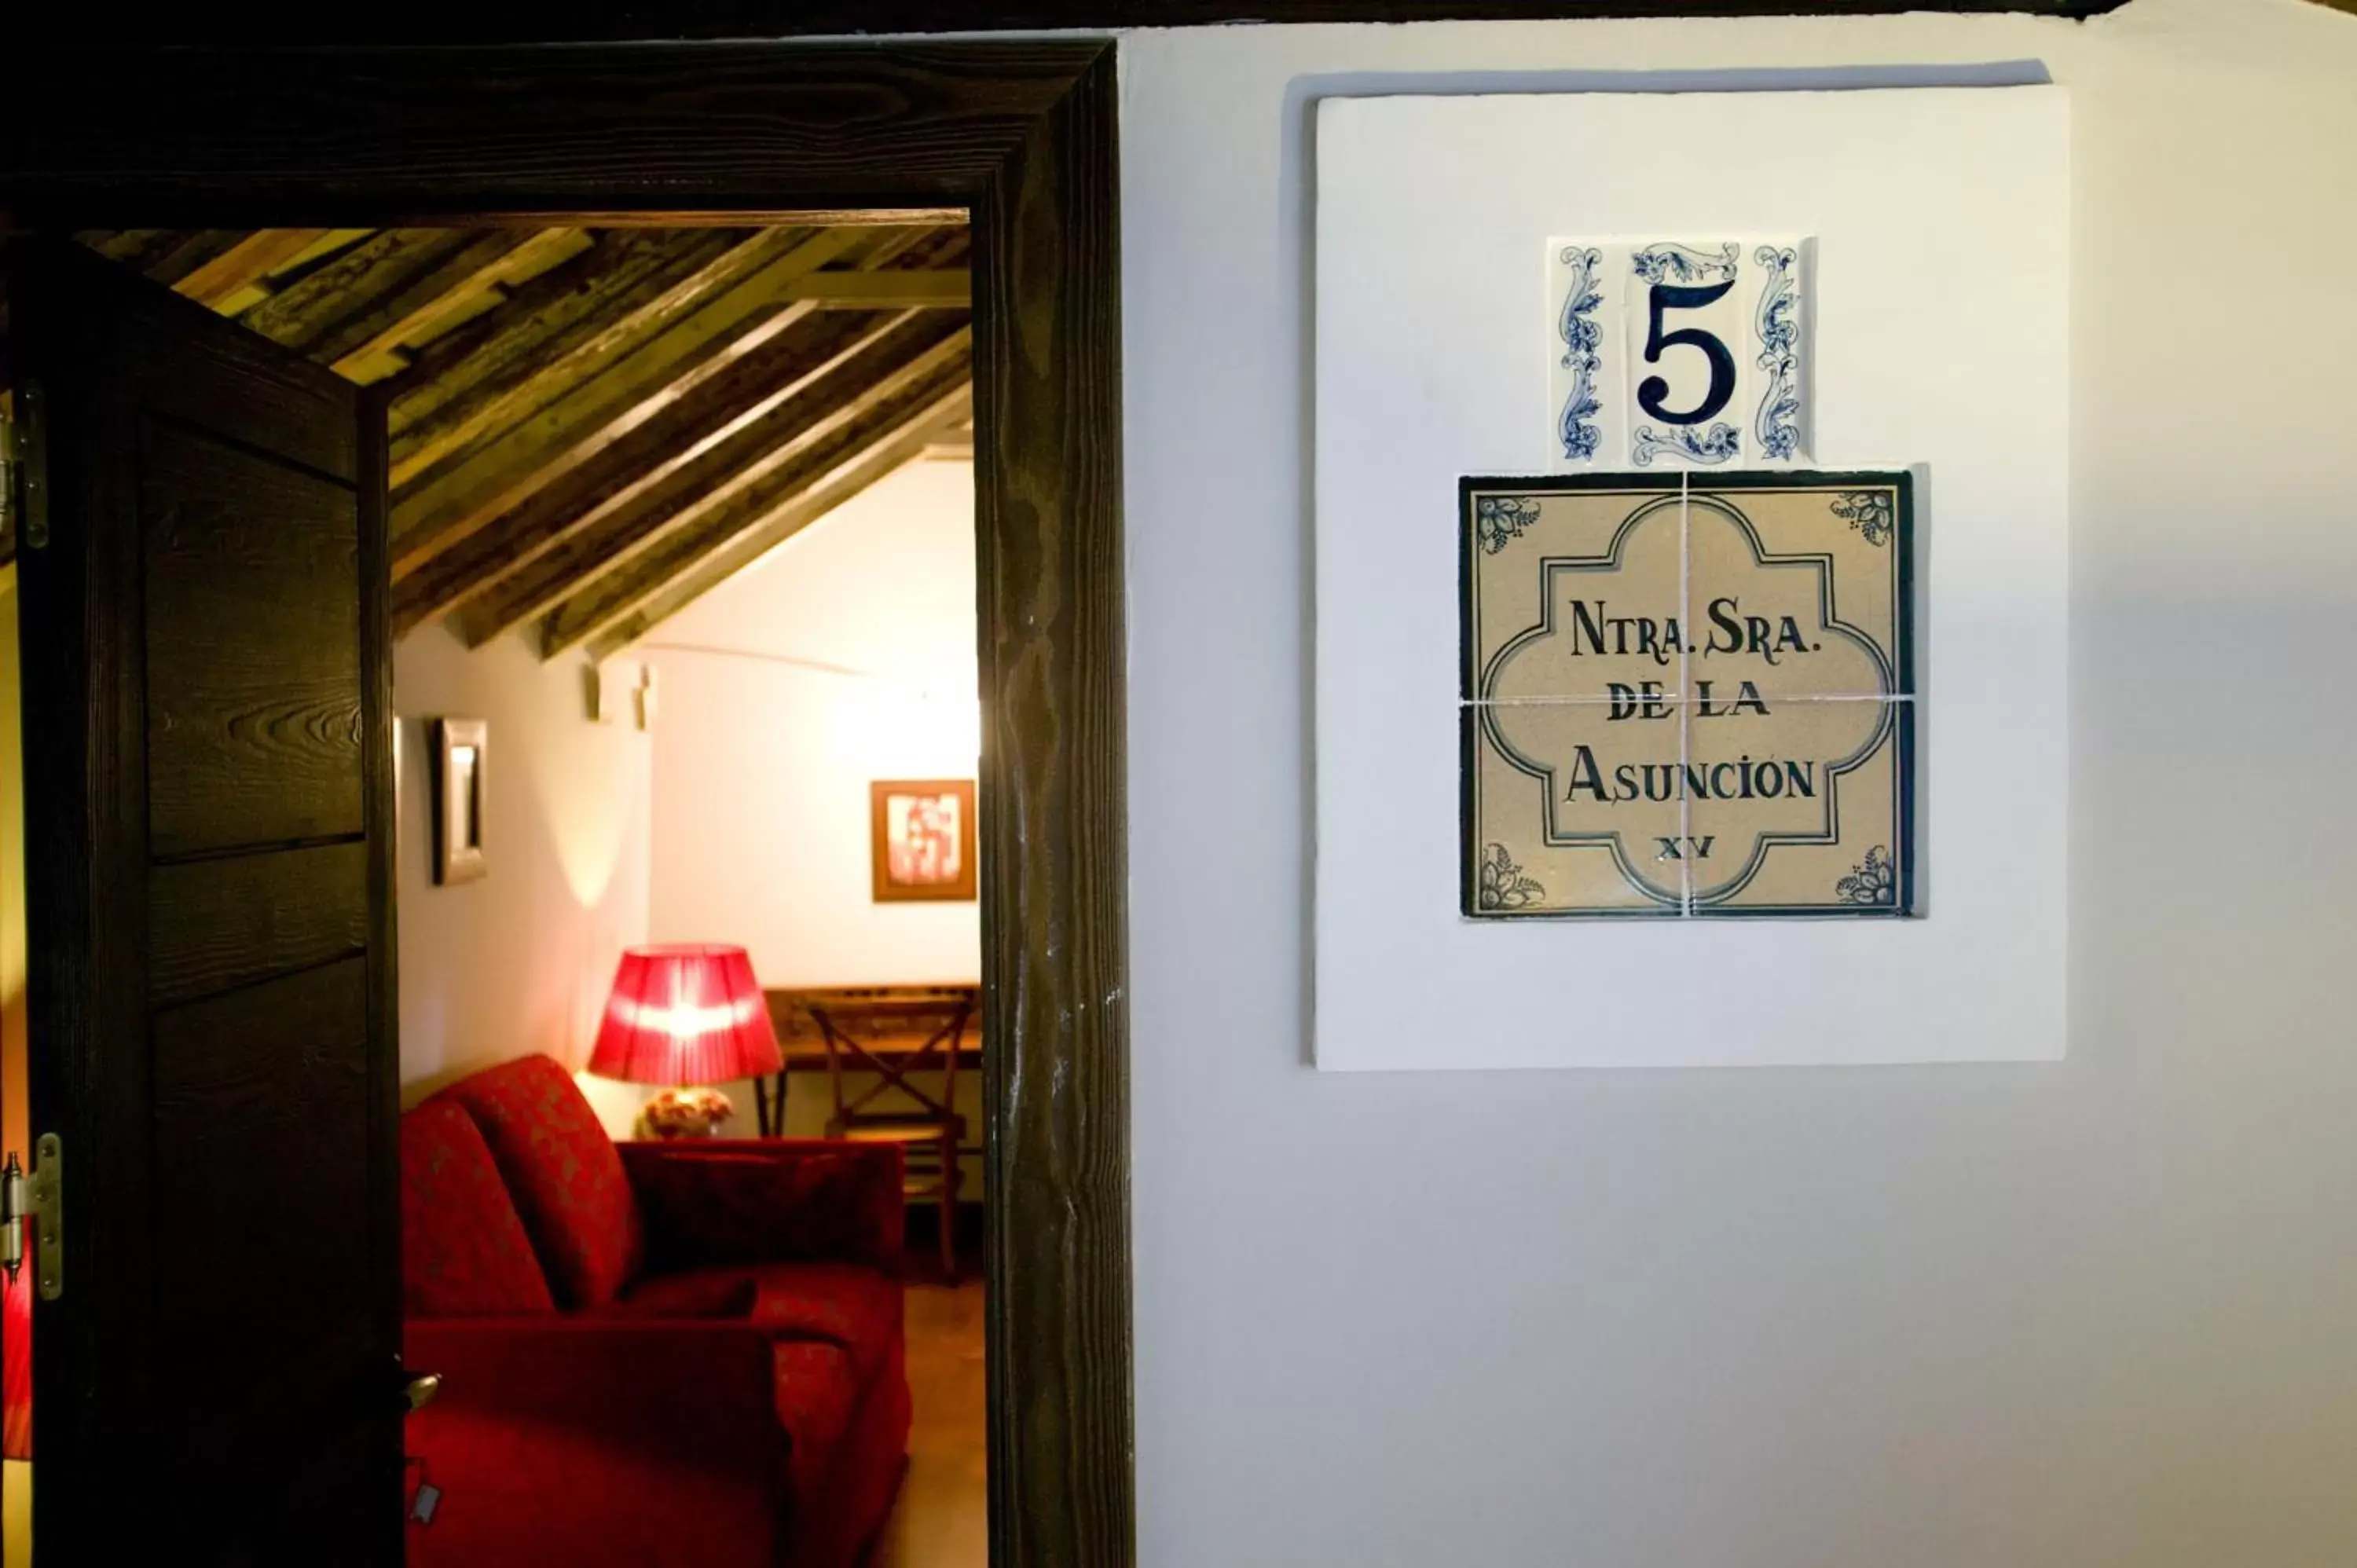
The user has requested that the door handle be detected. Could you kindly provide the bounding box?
[402,1372,443,1413]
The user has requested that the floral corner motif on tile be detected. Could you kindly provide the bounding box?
[1830,489,1894,547]
[1475,844,1547,912]
[1473,495,1545,555]
[1835,846,1897,906]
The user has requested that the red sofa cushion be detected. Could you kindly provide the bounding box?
[625,1145,904,1274]
[403,1319,799,1568]
[794,1354,911,1568]
[431,1055,645,1308]
[401,1101,555,1317]
[602,1274,759,1320]
[403,1317,904,1568]
[620,1262,902,1387]
[771,1339,863,1489]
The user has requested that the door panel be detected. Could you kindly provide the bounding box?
[153,960,373,1416]
[141,419,366,857]
[9,236,399,1566]
[147,843,372,1009]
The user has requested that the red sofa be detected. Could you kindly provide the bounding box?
[401,1054,910,1568]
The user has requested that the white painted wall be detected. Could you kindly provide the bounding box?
[1314,86,2069,1067]
[646,457,982,986]
[394,622,651,1135]
[1121,2,2357,1564]
[390,463,979,1145]
[646,457,982,1142]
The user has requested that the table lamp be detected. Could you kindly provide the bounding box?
[587,943,783,1138]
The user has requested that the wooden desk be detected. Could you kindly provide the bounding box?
[756,984,981,1136]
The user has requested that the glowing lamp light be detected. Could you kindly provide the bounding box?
[587,944,782,1138]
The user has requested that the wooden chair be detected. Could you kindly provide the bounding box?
[799,987,977,1280]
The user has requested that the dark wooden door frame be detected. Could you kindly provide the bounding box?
[9,0,2128,46]
[0,42,1132,1568]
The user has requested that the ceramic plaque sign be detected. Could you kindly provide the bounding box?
[1551,239,1809,471]
[1461,471,1914,918]
[1315,86,2067,1068]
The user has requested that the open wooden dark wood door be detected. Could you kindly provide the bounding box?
[7,237,401,1565]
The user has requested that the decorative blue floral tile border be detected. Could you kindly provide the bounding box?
[1548,238,1813,472]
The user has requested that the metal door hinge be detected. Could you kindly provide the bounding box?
[2,1134,64,1301]
[2,381,49,554]
[0,408,16,556]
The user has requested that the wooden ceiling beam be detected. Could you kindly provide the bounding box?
[394,306,965,636]
[75,229,153,259]
[462,321,970,644]
[211,229,377,315]
[387,225,869,577]
[384,226,770,488]
[535,347,972,659]
[583,391,973,665]
[139,232,255,288]
[433,207,968,229]
[324,227,592,382]
[788,269,970,307]
[172,228,339,307]
[77,227,373,313]
[236,227,510,357]
[77,229,185,267]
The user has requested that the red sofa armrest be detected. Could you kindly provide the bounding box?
[405,1317,790,1568]
[619,1139,904,1274]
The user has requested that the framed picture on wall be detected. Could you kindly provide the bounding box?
[870,779,977,903]
[431,716,488,885]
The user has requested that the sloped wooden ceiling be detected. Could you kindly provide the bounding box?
[71,224,975,661]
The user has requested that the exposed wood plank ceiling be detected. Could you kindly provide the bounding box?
[68,223,973,661]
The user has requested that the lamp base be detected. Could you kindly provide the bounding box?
[640,1086,735,1139]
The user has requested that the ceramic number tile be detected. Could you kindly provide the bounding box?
[1547,238,1810,473]
[1623,242,1749,469]
[1462,700,1689,918]
[1684,696,1915,917]
[1684,472,1912,705]
[1464,477,1689,705]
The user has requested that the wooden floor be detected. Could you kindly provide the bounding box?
[870,1281,988,1568]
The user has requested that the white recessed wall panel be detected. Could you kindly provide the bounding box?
[1314,86,2069,1068]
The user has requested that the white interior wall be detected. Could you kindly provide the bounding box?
[1120,2,2357,1565]
[390,450,979,1149]
[394,622,652,1135]
[1313,86,2069,1067]
[341,6,2357,1555]
[646,457,982,1148]
[646,458,981,985]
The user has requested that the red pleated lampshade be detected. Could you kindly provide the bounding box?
[586,944,783,1088]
